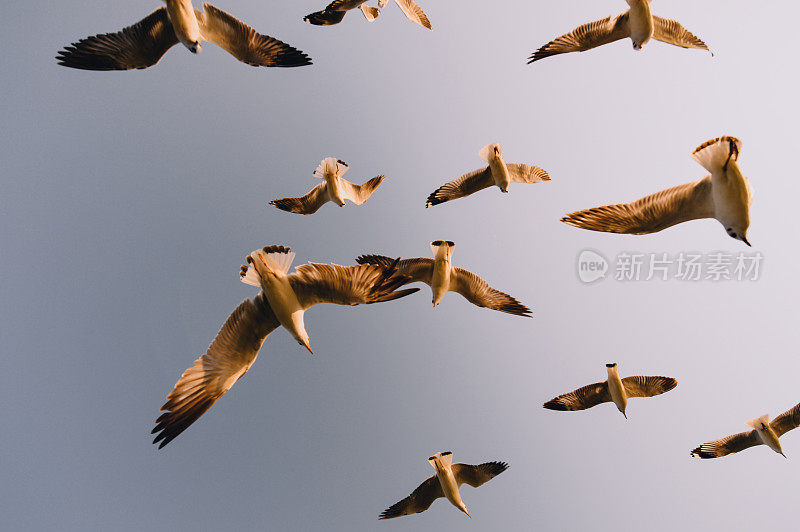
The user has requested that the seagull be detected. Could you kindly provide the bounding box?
[303,1,381,26]
[150,245,418,448]
[356,240,531,317]
[562,136,753,246]
[379,452,508,519]
[425,143,550,207]
[691,402,800,459]
[528,0,709,63]
[56,2,311,70]
[543,363,677,418]
[269,158,386,215]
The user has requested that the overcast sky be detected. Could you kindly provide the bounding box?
[3,1,800,530]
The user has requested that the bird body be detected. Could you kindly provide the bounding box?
[605,363,628,417]
[746,415,785,456]
[482,143,511,192]
[627,0,653,50]
[165,0,203,52]
[430,240,454,306]
[429,452,470,517]
[247,248,311,354]
[319,158,347,206]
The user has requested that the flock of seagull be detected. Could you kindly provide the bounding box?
[54,0,794,521]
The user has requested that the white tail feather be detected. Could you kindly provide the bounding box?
[314,157,348,180]
[479,142,501,162]
[430,240,454,261]
[240,264,261,287]
[746,414,770,430]
[250,248,295,276]
[427,451,453,469]
[691,136,742,173]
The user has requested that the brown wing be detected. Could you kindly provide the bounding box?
[507,163,551,184]
[450,267,532,317]
[691,430,760,459]
[269,183,329,215]
[561,177,714,235]
[289,262,418,309]
[151,292,280,448]
[770,402,800,438]
[622,376,678,398]
[528,12,630,63]
[355,255,434,285]
[543,381,611,411]
[452,461,509,488]
[340,175,386,205]
[56,8,179,71]
[393,0,432,30]
[379,475,443,519]
[197,3,311,67]
[425,167,494,207]
[652,15,710,51]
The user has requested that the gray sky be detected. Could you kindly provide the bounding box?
[3,0,800,530]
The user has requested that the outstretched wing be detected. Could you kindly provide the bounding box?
[151,292,280,448]
[197,3,311,67]
[622,376,678,398]
[770,402,800,438]
[450,267,532,317]
[652,15,709,51]
[356,255,434,285]
[691,431,760,459]
[507,163,550,184]
[543,382,611,411]
[393,0,432,30]
[270,183,330,215]
[379,475,443,519]
[452,461,509,488]
[528,12,630,63]
[340,175,386,205]
[289,262,418,309]
[561,177,714,235]
[56,8,179,71]
[425,167,493,207]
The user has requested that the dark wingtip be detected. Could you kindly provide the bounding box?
[543,399,567,411]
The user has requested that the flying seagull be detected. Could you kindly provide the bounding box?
[562,136,752,245]
[380,452,508,519]
[543,363,677,418]
[151,245,418,448]
[56,2,311,70]
[269,158,385,215]
[304,1,381,26]
[528,0,709,63]
[691,402,800,459]
[425,143,550,207]
[357,240,531,317]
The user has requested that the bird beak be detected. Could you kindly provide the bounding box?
[742,237,752,247]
